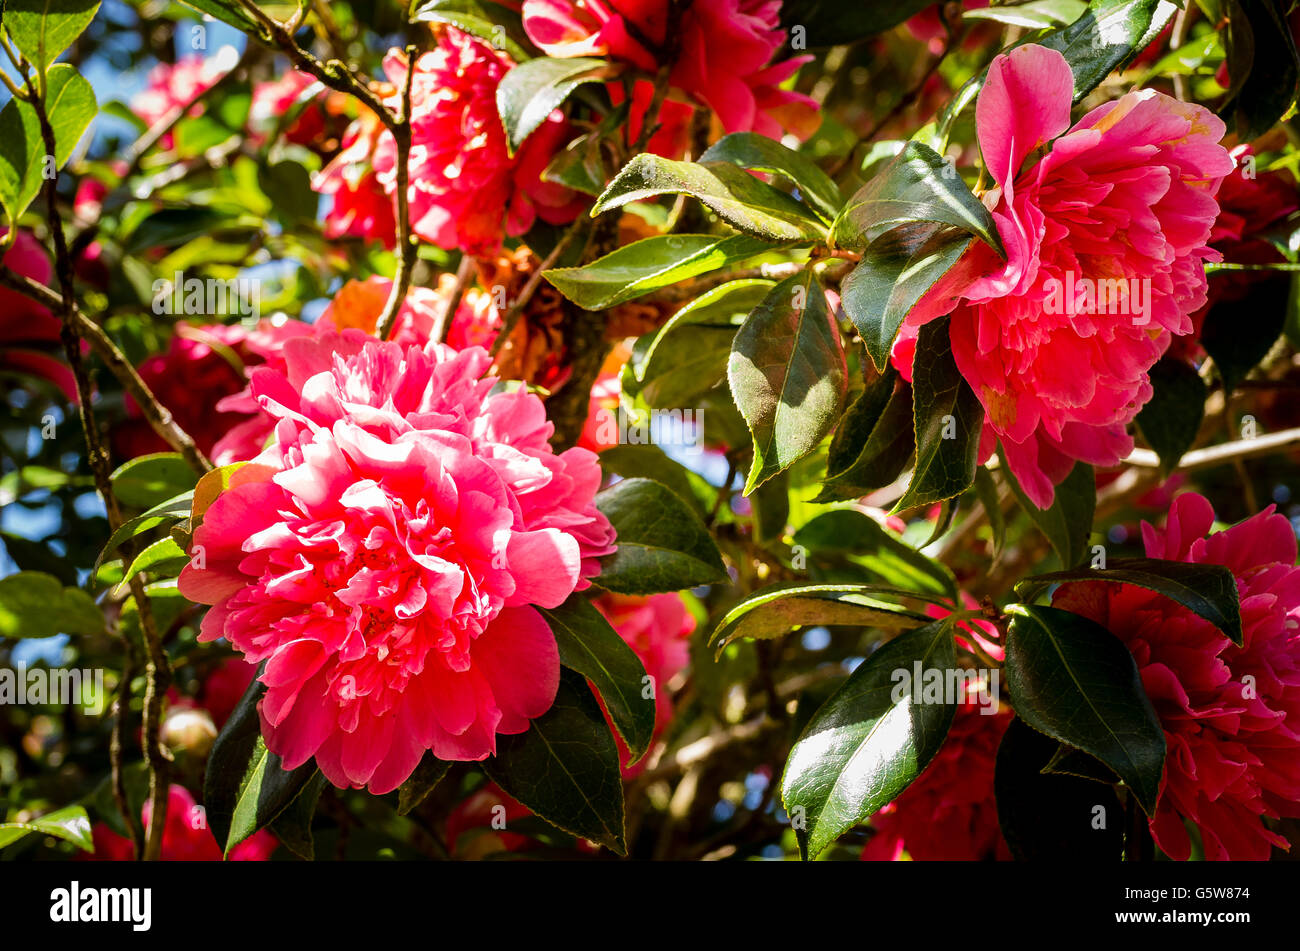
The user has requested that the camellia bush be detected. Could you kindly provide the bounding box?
[2,0,1300,865]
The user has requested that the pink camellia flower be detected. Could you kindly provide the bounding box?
[85,785,277,861]
[593,591,695,774]
[314,110,397,246]
[522,0,819,141]
[249,70,327,147]
[178,330,617,793]
[368,35,587,255]
[890,44,1235,508]
[1053,493,1300,861]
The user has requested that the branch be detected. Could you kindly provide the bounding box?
[430,254,475,345]
[489,222,586,357]
[375,45,418,341]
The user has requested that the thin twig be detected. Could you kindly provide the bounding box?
[431,255,475,345]
[489,223,585,357]
[375,45,418,340]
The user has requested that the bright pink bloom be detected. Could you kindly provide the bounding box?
[131,53,231,147]
[370,37,586,255]
[522,0,819,140]
[179,330,616,793]
[593,592,694,774]
[1054,494,1300,861]
[891,44,1234,507]
[313,111,397,246]
[250,70,325,146]
[86,785,276,861]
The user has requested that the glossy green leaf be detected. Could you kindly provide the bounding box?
[778,0,935,47]
[710,582,930,654]
[699,132,843,222]
[782,619,958,859]
[1038,0,1170,101]
[891,316,983,514]
[395,754,452,817]
[122,536,188,581]
[411,0,530,61]
[728,269,847,493]
[964,0,1086,28]
[497,56,610,155]
[829,140,1002,255]
[205,669,320,855]
[483,669,626,854]
[94,491,194,574]
[111,452,199,509]
[793,509,958,601]
[593,477,727,594]
[269,772,326,860]
[597,444,713,517]
[1004,604,1165,815]
[1135,357,1206,476]
[540,596,655,762]
[0,805,93,852]
[176,0,266,37]
[815,368,913,501]
[1019,557,1244,646]
[840,224,972,372]
[0,570,101,637]
[593,153,828,242]
[544,233,774,310]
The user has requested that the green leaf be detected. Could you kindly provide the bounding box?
[111,452,199,509]
[0,571,101,637]
[728,269,847,493]
[1019,557,1244,647]
[497,56,609,155]
[840,224,972,372]
[0,804,93,852]
[1200,278,1288,389]
[1218,0,1299,140]
[829,140,1002,255]
[750,469,790,545]
[793,509,958,601]
[598,444,712,517]
[395,754,451,817]
[94,491,194,574]
[205,669,319,855]
[632,278,770,409]
[781,619,958,860]
[268,772,325,860]
[891,316,984,514]
[815,368,913,501]
[122,536,188,580]
[593,477,727,594]
[699,132,843,223]
[1001,455,1094,569]
[539,596,655,763]
[4,0,101,76]
[122,206,235,254]
[411,0,530,62]
[482,668,626,854]
[994,717,1123,860]
[1042,741,1121,785]
[0,63,96,226]
[1135,357,1206,476]
[964,0,1087,28]
[1004,604,1165,815]
[544,233,774,310]
[1038,0,1170,102]
[176,0,266,37]
[710,583,930,654]
[592,153,828,242]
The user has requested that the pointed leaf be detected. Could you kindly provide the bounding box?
[1001,455,1095,569]
[497,56,611,155]
[593,477,727,593]
[700,132,843,222]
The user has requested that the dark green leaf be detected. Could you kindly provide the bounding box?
[778,0,935,48]
[544,233,774,310]
[205,669,319,855]
[540,596,655,762]
[1136,357,1206,476]
[728,269,847,492]
[1019,557,1244,646]
[891,316,983,513]
[395,754,451,817]
[598,444,713,517]
[1218,0,1299,140]
[699,132,843,222]
[1042,741,1121,785]
[1001,456,1095,568]
[268,772,325,860]
[411,0,530,61]
[94,491,194,574]
[840,224,972,372]
[793,509,958,601]
[815,368,913,501]
[995,717,1123,860]
[829,140,1002,255]
[1004,604,1165,814]
[1201,277,1288,389]
[483,668,626,854]
[122,206,236,254]
[594,477,727,593]
[592,153,828,242]
[750,469,790,545]
[1038,0,1169,102]
[782,619,958,859]
[497,56,610,155]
